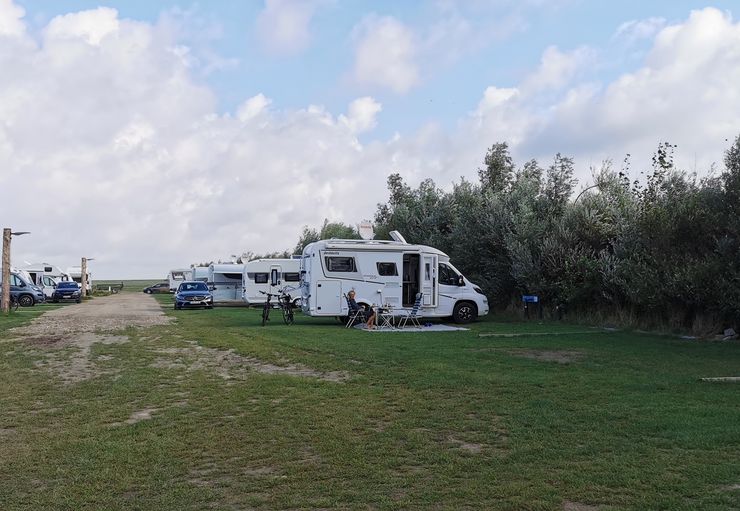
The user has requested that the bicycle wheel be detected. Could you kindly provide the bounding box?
[282,305,294,325]
[262,304,269,326]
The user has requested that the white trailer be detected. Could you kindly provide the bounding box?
[300,232,489,323]
[208,263,245,305]
[23,263,71,299]
[168,268,193,293]
[242,258,301,306]
[192,266,209,282]
[66,266,92,293]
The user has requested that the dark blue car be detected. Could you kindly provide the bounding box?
[174,281,213,310]
[52,281,82,303]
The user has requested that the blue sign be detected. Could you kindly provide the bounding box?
[522,295,539,303]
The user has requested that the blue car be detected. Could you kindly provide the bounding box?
[52,281,82,303]
[174,281,214,310]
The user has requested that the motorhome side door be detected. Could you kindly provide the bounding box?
[421,255,438,307]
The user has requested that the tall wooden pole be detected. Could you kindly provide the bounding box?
[1,228,11,315]
[80,257,88,299]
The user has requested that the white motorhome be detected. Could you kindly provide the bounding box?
[168,268,193,292]
[208,263,245,305]
[66,266,93,293]
[192,266,209,282]
[23,263,71,299]
[242,258,301,306]
[300,232,489,323]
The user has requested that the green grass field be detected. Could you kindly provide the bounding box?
[0,295,738,510]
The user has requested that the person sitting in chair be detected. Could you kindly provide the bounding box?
[348,290,376,330]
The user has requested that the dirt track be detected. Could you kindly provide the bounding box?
[12,293,171,337]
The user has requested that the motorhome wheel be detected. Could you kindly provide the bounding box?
[452,301,476,324]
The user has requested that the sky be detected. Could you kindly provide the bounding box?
[2,0,740,279]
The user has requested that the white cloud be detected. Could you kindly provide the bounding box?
[339,97,382,134]
[351,15,419,94]
[44,7,120,45]
[237,93,272,122]
[255,0,324,56]
[522,45,596,93]
[0,0,24,37]
[614,17,666,45]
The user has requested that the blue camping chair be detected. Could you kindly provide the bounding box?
[397,293,423,329]
[344,294,368,328]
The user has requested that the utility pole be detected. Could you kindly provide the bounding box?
[1,228,30,315]
[81,257,88,299]
[1,229,10,315]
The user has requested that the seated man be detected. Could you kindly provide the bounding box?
[347,290,376,329]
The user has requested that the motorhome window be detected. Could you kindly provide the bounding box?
[325,257,356,272]
[438,263,460,286]
[253,273,269,284]
[377,262,398,276]
[44,266,53,272]
[283,272,300,282]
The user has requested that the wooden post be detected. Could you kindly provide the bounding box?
[80,257,87,299]
[1,228,10,315]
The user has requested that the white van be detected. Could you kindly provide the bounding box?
[208,263,245,305]
[168,268,193,293]
[242,258,301,306]
[192,266,209,282]
[23,263,71,299]
[300,232,489,323]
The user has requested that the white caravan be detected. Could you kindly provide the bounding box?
[66,266,92,293]
[168,268,193,292]
[208,263,245,305]
[23,263,71,299]
[242,258,301,306]
[192,266,209,282]
[300,232,489,323]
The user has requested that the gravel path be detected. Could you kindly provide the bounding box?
[12,293,171,337]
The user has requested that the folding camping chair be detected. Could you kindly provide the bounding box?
[344,294,368,328]
[397,293,423,329]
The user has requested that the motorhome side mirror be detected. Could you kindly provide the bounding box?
[458,276,465,286]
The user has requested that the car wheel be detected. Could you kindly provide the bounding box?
[452,301,476,324]
[18,294,34,307]
[145,289,152,294]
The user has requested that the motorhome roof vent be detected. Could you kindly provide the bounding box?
[389,231,407,244]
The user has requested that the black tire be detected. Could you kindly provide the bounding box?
[206,305,213,309]
[282,306,294,325]
[76,299,81,304]
[144,289,152,294]
[262,306,269,326]
[174,304,180,310]
[292,298,302,309]
[18,294,34,307]
[452,301,477,324]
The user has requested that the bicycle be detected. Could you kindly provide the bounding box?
[259,290,277,326]
[277,287,295,325]
[1,294,20,313]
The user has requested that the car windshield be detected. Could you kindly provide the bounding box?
[179,282,207,292]
[58,282,79,289]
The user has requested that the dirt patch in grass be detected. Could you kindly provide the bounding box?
[508,349,585,364]
[447,436,485,454]
[150,341,350,383]
[563,501,601,511]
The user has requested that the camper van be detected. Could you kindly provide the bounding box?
[66,266,92,293]
[208,263,245,305]
[167,268,193,293]
[300,232,489,323]
[0,270,46,306]
[242,258,301,306]
[24,263,71,299]
[192,266,209,282]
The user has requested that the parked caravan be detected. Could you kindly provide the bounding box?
[208,263,245,305]
[168,268,193,293]
[192,266,209,282]
[23,263,71,299]
[300,232,489,323]
[66,266,92,293]
[242,258,301,306]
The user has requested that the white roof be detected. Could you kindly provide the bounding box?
[304,238,448,258]
[209,263,244,274]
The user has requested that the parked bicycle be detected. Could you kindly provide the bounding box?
[258,290,277,326]
[1,294,20,313]
[278,287,296,325]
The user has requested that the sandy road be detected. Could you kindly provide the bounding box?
[12,292,172,337]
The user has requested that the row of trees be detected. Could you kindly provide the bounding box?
[264,137,740,333]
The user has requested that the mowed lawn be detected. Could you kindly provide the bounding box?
[0,293,738,510]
